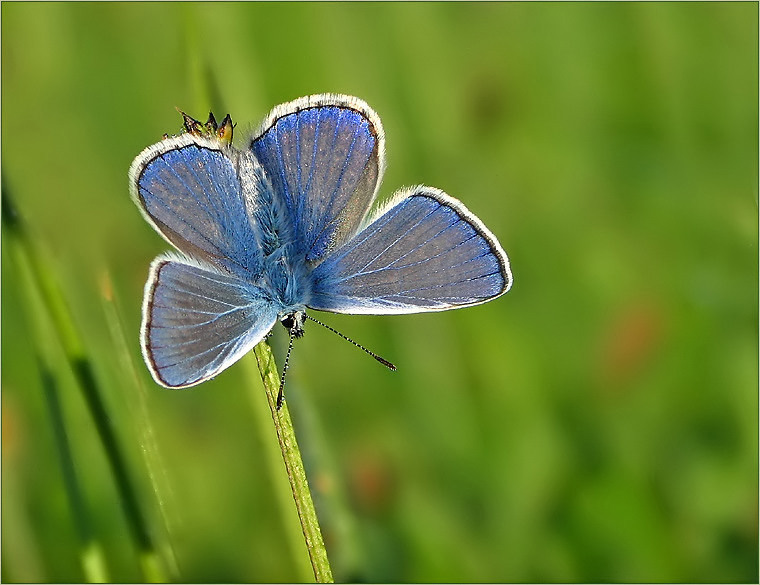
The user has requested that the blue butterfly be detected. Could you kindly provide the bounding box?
[129,94,512,405]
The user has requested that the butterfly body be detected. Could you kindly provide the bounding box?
[131,94,512,390]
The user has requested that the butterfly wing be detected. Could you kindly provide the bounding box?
[130,133,275,278]
[141,255,279,388]
[249,94,384,265]
[308,186,512,314]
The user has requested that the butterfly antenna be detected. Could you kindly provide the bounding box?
[305,314,396,371]
[277,330,296,410]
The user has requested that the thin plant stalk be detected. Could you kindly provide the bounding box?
[99,272,181,580]
[252,341,334,584]
[37,356,110,583]
[5,187,110,581]
[244,353,315,582]
[2,190,165,582]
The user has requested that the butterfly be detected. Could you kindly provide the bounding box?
[129,94,512,407]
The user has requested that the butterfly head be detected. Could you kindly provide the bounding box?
[280,310,306,339]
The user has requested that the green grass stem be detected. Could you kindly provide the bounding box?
[2,190,166,582]
[4,189,111,582]
[244,353,315,582]
[99,272,181,580]
[38,355,110,583]
[251,341,334,583]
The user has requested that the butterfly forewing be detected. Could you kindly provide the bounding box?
[130,134,267,278]
[250,95,384,265]
[308,187,511,314]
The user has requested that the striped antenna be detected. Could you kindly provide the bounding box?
[305,314,396,371]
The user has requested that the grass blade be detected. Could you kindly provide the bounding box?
[99,271,181,580]
[2,187,166,582]
[37,355,110,583]
[251,341,334,583]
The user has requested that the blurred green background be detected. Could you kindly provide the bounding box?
[2,2,757,583]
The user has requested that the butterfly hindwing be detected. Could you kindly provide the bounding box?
[250,94,384,265]
[141,256,279,388]
[308,186,512,314]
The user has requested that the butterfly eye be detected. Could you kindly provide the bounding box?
[280,313,295,329]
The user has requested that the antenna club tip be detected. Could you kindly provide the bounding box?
[377,357,396,371]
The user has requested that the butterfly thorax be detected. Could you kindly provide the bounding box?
[258,241,310,315]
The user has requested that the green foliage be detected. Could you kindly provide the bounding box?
[2,3,757,582]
